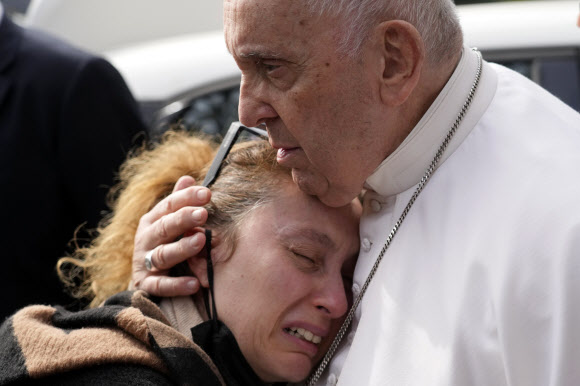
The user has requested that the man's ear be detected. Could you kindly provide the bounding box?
[376,20,425,106]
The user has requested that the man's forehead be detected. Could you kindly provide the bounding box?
[224,0,312,32]
[224,0,317,56]
[224,0,305,14]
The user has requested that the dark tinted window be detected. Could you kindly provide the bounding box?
[540,57,580,111]
[153,87,240,138]
[497,55,580,112]
[499,60,532,79]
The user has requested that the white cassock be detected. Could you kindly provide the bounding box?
[317,47,580,385]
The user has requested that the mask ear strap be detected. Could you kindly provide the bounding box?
[203,229,219,328]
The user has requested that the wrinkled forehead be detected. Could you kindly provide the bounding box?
[224,0,308,25]
[224,0,317,54]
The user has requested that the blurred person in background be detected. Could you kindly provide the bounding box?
[0,2,147,320]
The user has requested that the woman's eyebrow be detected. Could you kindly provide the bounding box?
[279,227,335,250]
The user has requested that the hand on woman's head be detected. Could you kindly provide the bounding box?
[131,175,212,297]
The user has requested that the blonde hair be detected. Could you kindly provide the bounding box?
[58,130,286,308]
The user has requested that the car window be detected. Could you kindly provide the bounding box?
[153,87,240,139]
[180,88,240,136]
[539,57,580,111]
[496,54,580,112]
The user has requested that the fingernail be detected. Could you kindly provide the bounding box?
[191,232,203,245]
[186,279,197,291]
[197,188,209,201]
[193,209,203,221]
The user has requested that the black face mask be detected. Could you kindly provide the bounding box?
[189,229,276,386]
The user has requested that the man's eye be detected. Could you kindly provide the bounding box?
[259,60,286,77]
[263,63,280,72]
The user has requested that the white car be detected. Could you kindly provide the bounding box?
[28,0,580,135]
[103,30,241,135]
[101,0,579,136]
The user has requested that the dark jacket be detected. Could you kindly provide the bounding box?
[0,291,231,385]
[0,14,147,319]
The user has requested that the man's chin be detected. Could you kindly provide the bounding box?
[292,169,323,195]
[291,170,353,208]
[317,192,355,208]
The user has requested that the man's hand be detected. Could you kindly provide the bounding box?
[132,176,211,297]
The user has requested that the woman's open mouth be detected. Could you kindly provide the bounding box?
[283,327,322,344]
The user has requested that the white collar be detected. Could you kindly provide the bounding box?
[364,46,498,197]
[0,3,4,27]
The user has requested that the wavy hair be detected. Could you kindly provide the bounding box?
[58,130,286,308]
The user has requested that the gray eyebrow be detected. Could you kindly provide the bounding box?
[238,49,283,60]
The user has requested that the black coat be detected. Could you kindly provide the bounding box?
[0,14,147,320]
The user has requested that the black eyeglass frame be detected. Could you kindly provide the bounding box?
[202,122,268,187]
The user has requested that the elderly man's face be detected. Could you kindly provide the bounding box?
[224,0,391,207]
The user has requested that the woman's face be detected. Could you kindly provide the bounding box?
[212,180,361,383]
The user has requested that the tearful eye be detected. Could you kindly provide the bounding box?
[293,251,315,264]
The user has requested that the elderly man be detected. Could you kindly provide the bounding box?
[132,0,580,384]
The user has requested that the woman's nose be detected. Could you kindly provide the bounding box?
[314,274,349,319]
[238,76,278,127]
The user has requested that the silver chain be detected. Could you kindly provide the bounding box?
[307,49,483,385]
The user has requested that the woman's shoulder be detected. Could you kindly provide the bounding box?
[0,291,223,385]
[0,292,166,384]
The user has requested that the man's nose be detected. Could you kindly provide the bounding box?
[238,76,278,127]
